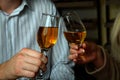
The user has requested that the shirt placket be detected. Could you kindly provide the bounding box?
[5,16,13,60]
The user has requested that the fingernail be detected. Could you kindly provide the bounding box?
[75,53,78,57]
[82,49,85,53]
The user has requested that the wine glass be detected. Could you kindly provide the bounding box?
[63,11,87,59]
[36,13,59,80]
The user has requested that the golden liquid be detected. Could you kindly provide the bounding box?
[64,31,86,44]
[37,27,58,50]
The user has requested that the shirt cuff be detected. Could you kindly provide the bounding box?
[85,46,107,74]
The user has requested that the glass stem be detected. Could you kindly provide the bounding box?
[35,49,47,80]
[78,43,82,50]
[41,49,47,56]
[35,70,43,80]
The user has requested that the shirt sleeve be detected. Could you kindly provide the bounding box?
[50,61,75,80]
[85,46,120,80]
[85,46,107,74]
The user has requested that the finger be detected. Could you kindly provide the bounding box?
[24,55,42,66]
[24,53,48,70]
[22,62,39,73]
[70,48,78,55]
[40,63,47,72]
[73,59,78,63]
[78,48,85,56]
[68,53,78,60]
[23,59,47,73]
[21,48,48,64]
[20,48,40,59]
[82,42,87,48]
[40,54,48,64]
[21,70,35,78]
[69,43,78,50]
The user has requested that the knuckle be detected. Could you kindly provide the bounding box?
[21,48,29,52]
[33,66,39,72]
[29,73,35,78]
[17,53,24,59]
[24,71,35,78]
[14,67,21,76]
[39,53,43,58]
[21,48,26,51]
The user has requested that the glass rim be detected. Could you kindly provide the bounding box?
[42,13,59,18]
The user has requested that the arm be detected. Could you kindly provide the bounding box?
[86,47,120,80]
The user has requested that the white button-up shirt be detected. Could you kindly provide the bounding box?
[0,0,74,80]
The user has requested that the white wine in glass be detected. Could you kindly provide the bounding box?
[63,11,87,51]
[37,27,58,52]
[36,13,59,80]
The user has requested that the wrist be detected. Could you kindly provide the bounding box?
[0,63,6,79]
[0,61,11,79]
[85,46,107,74]
[93,46,104,69]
